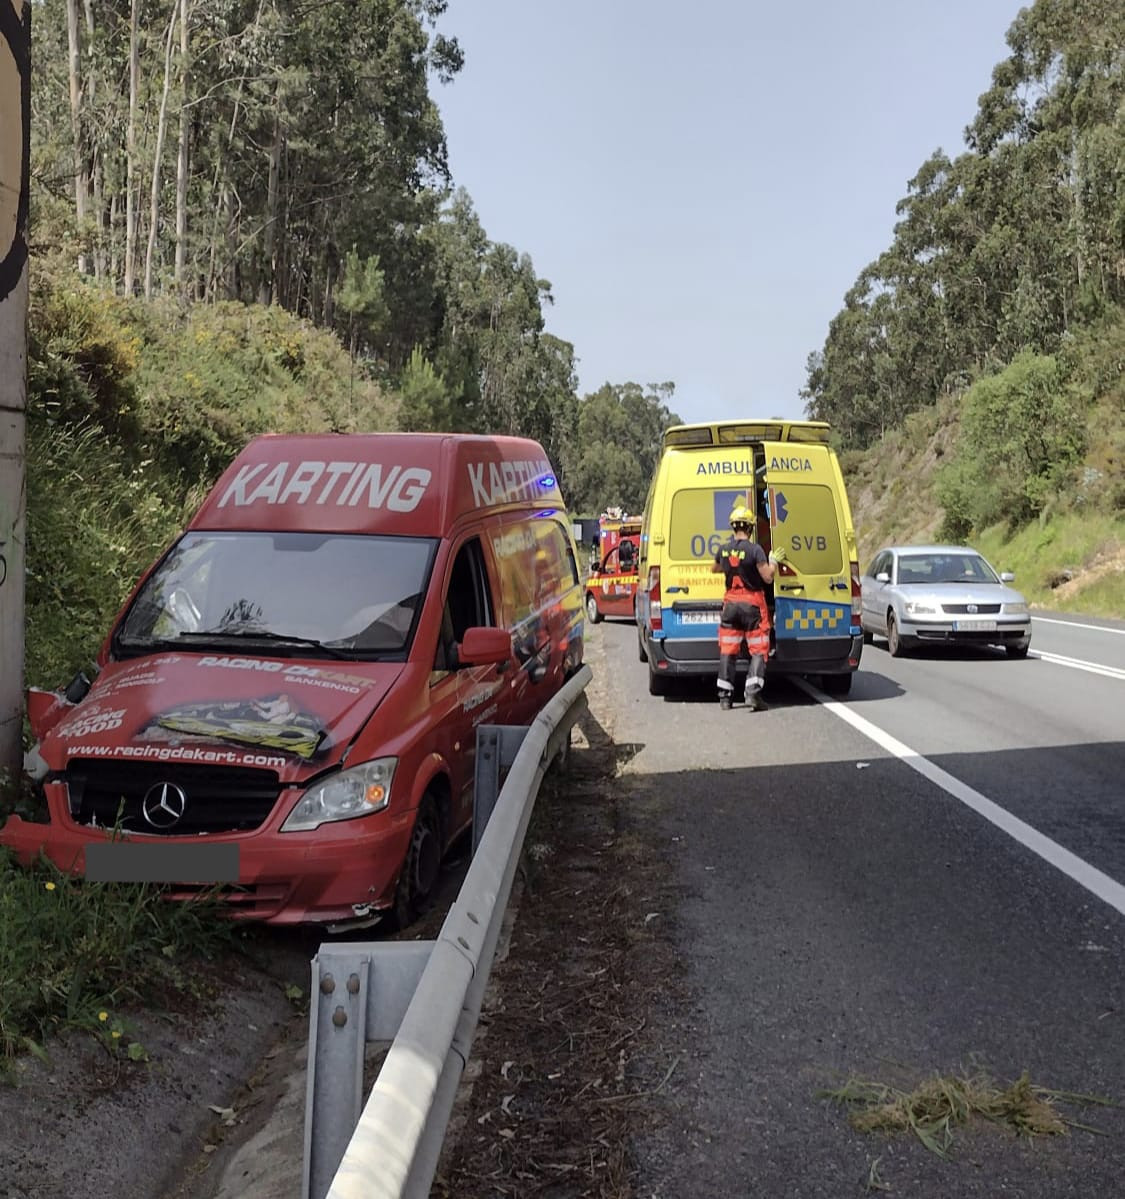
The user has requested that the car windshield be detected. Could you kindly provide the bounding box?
[117,531,438,658]
[896,553,999,585]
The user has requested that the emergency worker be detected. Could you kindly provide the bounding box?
[710,506,788,711]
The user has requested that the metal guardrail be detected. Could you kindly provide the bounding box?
[302,665,592,1199]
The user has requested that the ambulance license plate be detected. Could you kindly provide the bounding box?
[678,612,716,625]
[953,620,996,631]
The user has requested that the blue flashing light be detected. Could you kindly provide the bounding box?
[538,473,556,489]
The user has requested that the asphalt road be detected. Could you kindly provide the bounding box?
[595,612,1125,1198]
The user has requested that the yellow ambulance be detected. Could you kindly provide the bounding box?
[635,419,862,696]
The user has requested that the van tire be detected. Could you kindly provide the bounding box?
[391,794,442,930]
[585,592,603,624]
[638,631,648,663]
[821,671,853,696]
[862,627,874,645]
[648,661,670,696]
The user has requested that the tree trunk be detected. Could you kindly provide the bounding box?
[66,0,89,274]
[258,94,283,306]
[124,0,140,295]
[84,0,105,281]
[144,0,181,299]
[174,0,191,292]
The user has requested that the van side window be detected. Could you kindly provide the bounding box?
[436,538,496,671]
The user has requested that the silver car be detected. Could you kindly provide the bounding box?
[860,545,1032,658]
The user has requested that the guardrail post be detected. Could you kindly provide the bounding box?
[473,725,529,853]
[303,941,434,1199]
[303,951,370,1199]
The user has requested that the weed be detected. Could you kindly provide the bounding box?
[820,1067,1116,1159]
[0,848,234,1065]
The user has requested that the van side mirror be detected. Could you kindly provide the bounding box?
[457,627,511,668]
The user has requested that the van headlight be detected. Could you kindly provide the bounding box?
[281,758,397,831]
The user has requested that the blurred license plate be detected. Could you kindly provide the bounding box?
[954,620,996,631]
[679,612,717,625]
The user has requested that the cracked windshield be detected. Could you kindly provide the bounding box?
[117,531,437,655]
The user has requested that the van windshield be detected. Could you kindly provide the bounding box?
[116,531,438,659]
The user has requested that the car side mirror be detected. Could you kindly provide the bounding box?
[1000,571,1015,582]
[457,627,511,668]
[875,571,890,583]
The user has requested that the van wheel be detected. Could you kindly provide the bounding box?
[391,794,442,930]
[862,626,873,645]
[648,661,670,696]
[638,631,648,663]
[821,672,853,696]
[887,613,911,658]
[585,592,603,624]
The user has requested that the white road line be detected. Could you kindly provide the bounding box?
[799,680,1125,920]
[1032,615,1125,635]
[1029,649,1125,681]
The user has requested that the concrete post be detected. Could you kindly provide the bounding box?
[0,0,31,780]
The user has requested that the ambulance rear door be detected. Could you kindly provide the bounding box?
[762,443,853,659]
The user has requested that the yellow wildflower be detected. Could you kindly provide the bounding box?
[98,1011,109,1023]
[44,881,56,891]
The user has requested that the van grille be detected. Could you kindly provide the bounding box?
[66,759,282,835]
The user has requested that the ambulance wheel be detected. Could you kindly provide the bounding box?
[862,626,874,645]
[821,672,853,696]
[637,632,648,663]
[585,592,603,624]
[648,661,670,696]
[392,794,442,929]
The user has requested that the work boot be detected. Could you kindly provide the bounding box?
[719,693,733,711]
[746,692,769,712]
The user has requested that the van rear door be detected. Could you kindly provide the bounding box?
[762,443,853,655]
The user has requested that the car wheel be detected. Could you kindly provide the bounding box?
[585,592,603,624]
[391,794,442,930]
[821,672,853,696]
[1006,641,1030,659]
[886,612,909,658]
[648,661,670,696]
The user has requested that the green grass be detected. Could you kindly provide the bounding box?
[0,848,235,1065]
[973,512,1125,617]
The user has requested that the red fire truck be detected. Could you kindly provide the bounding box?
[584,509,642,623]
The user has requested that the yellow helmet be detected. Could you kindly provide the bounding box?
[729,505,752,527]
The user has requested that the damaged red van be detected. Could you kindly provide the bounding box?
[2,433,584,929]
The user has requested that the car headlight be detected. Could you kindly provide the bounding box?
[903,600,937,616]
[281,758,397,831]
[1003,602,1029,615]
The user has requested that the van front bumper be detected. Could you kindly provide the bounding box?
[0,808,414,925]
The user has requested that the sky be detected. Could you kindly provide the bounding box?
[431,0,1020,426]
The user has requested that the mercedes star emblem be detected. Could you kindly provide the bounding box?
[141,781,188,829]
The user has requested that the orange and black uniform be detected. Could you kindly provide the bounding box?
[715,536,771,699]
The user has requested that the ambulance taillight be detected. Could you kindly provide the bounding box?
[647,566,662,631]
[850,561,862,626]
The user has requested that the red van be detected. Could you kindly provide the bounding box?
[3,433,584,929]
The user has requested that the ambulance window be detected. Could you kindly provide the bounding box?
[446,538,495,642]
